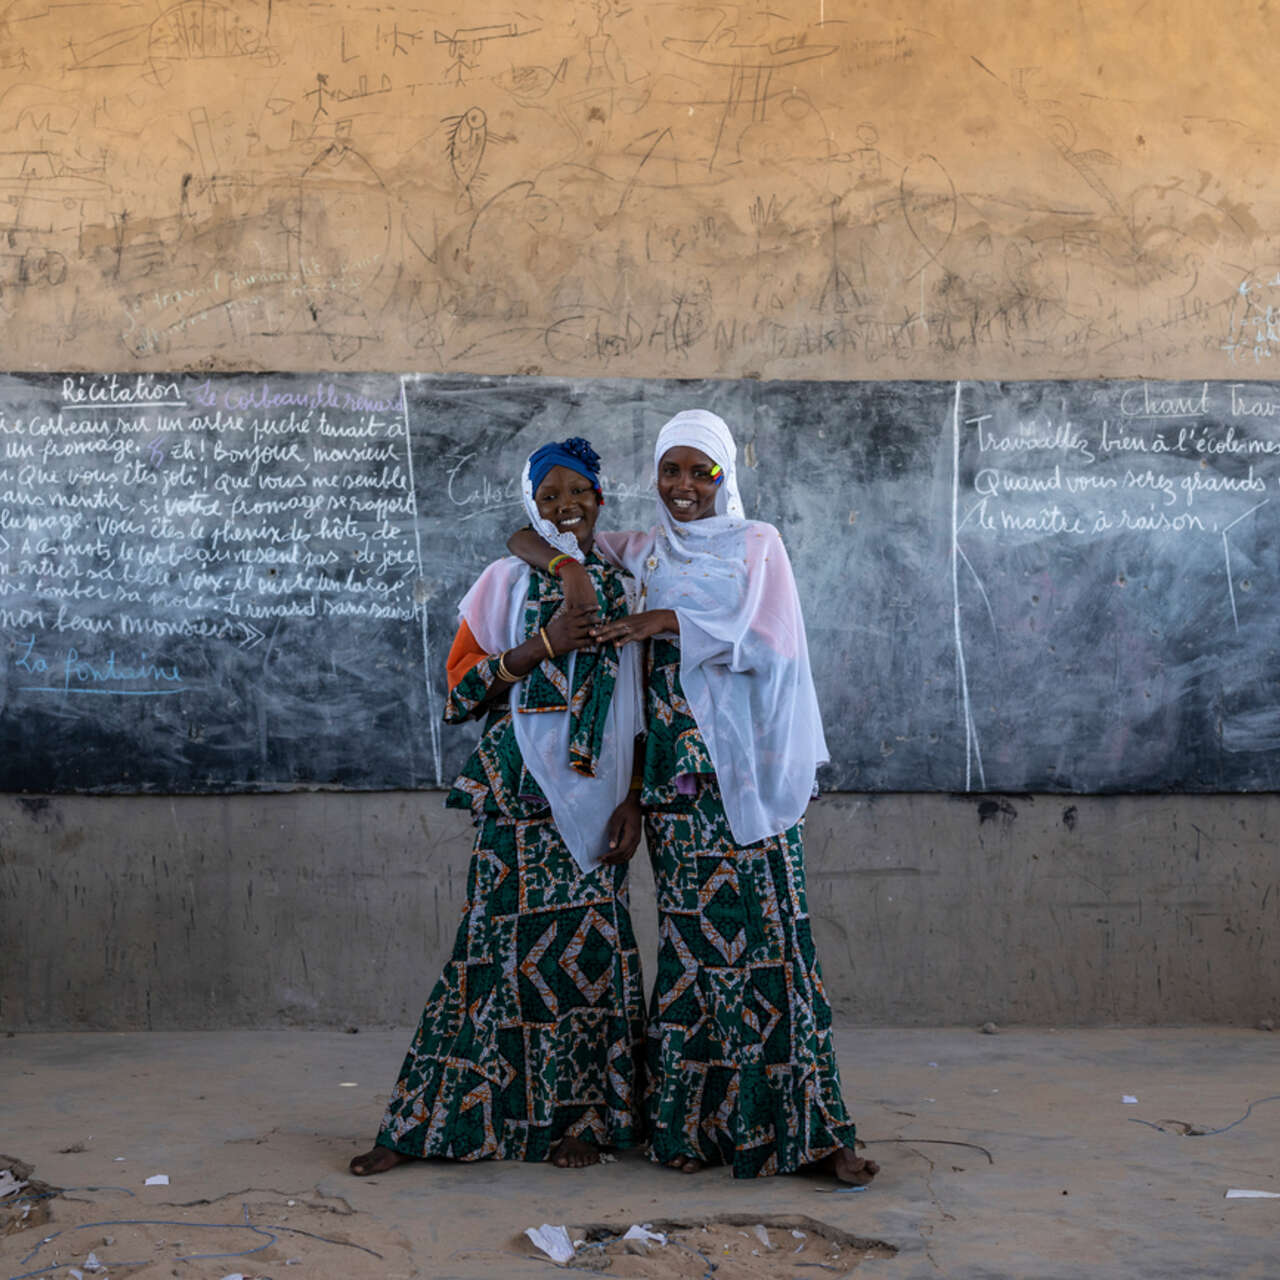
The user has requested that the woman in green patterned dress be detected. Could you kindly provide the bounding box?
[350,437,646,1176]
[509,411,878,1183]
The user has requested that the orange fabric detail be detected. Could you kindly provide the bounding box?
[447,620,490,690]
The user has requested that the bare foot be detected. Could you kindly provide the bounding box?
[349,1146,411,1177]
[550,1136,600,1169]
[807,1145,879,1185]
[666,1155,705,1174]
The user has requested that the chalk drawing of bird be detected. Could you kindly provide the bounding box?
[497,57,568,102]
[444,106,511,206]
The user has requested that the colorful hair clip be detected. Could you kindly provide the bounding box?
[709,463,723,484]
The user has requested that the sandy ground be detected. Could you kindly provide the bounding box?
[2,1027,1278,1280]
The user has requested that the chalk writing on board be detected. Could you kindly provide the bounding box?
[15,635,185,697]
[0,371,442,791]
[1,378,421,662]
[958,385,1280,547]
[946,379,1280,793]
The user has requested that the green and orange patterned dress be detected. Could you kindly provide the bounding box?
[639,637,858,1178]
[374,556,646,1162]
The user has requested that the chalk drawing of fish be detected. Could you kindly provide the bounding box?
[444,106,512,204]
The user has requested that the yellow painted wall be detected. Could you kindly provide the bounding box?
[2,0,1272,378]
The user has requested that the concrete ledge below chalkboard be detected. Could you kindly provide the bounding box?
[3,789,1274,1029]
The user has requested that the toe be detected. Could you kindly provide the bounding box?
[551,1138,599,1169]
[832,1146,879,1185]
[349,1146,406,1177]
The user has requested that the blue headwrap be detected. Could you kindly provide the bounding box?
[527,436,603,502]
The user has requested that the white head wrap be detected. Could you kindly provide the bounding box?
[520,455,589,563]
[599,409,827,845]
[652,408,745,520]
[456,448,640,872]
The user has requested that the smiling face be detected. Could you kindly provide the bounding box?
[657,445,721,522]
[533,463,600,552]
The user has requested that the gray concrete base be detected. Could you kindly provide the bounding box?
[2,1027,1277,1279]
[3,791,1278,1030]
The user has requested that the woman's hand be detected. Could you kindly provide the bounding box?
[544,602,599,654]
[590,609,679,647]
[539,562,600,655]
[598,795,643,865]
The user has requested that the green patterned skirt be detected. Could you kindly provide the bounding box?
[643,784,858,1178]
[375,813,646,1162]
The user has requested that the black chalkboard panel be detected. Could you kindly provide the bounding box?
[948,381,1280,793]
[3,372,1280,793]
[0,372,435,791]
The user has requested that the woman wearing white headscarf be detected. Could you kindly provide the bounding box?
[350,437,646,1177]
[508,411,877,1183]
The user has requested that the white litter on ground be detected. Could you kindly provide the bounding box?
[622,1225,667,1245]
[525,1224,576,1263]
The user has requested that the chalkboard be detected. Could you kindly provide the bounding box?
[3,372,1280,794]
[0,373,435,791]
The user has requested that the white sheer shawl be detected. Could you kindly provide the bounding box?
[454,461,640,873]
[598,409,828,846]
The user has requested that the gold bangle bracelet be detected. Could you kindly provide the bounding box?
[496,651,518,682]
[539,627,556,659]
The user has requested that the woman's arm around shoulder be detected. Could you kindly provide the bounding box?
[507,526,598,615]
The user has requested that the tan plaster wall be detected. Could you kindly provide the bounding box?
[2,0,1275,380]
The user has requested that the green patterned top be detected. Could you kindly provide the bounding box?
[444,551,634,821]
[638,637,717,809]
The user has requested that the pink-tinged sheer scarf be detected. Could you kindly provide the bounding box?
[597,409,828,845]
